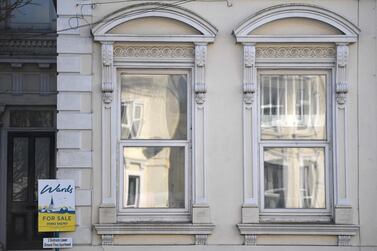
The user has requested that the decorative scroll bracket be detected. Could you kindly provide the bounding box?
[101,42,114,106]
[243,44,256,109]
[336,44,349,109]
[194,43,207,106]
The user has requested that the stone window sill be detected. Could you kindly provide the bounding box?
[94,223,215,245]
[237,223,359,246]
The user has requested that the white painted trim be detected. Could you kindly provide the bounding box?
[234,4,360,43]
[94,223,215,235]
[237,223,359,235]
[92,3,217,43]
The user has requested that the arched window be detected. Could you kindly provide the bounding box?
[92,3,217,245]
[234,4,359,246]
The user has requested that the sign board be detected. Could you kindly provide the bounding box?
[43,238,73,249]
[38,179,76,232]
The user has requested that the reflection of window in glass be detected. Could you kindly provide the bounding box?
[120,72,189,211]
[260,74,326,140]
[300,161,318,208]
[259,71,330,213]
[126,176,140,207]
[121,102,143,139]
[123,147,185,208]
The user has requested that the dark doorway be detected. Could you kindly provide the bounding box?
[6,132,55,250]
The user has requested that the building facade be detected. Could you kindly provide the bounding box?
[2,0,377,250]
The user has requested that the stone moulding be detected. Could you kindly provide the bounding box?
[92,3,217,43]
[0,38,57,55]
[113,45,194,60]
[237,224,359,246]
[256,46,336,59]
[94,223,215,235]
[94,223,215,245]
[233,4,360,43]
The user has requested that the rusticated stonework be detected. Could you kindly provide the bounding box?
[256,46,336,58]
[113,45,194,59]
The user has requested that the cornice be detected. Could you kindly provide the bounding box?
[0,33,57,56]
[94,223,215,235]
[237,223,359,236]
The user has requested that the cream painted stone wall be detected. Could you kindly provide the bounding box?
[57,0,94,245]
[57,0,377,249]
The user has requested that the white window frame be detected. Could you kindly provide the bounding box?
[257,69,333,222]
[116,68,193,222]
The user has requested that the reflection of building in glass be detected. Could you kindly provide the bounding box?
[264,148,325,209]
[261,75,326,140]
[124,147,185,208]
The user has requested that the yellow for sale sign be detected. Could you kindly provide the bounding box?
[38,180,76,232]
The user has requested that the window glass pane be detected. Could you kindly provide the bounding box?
[12,137,29,202]
[121,74,187,140]
[34,137,51,201]
[264,147,325,209]
[123,146,185,208]
[260,74,326,140]
[10,110,53,128]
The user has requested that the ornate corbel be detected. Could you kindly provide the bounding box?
[336,44,349,108]
[195,234,208,245]
[195,43,207,105]
[101,234,113,246]
[244,234,257,245]
[101,42,114,105]
[338,235,351,246]
[243,44,256,108]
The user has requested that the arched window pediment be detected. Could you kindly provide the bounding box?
[92,3,218,43]
[233,4,360,43]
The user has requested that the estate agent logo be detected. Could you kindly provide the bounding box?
[38,180,76,232]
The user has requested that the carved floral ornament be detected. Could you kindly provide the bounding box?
[113,45,194,59]
[101,42,114,105]
[256,46,336,59]
[335,44,349,108]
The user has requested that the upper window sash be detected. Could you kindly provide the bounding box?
[119,70,191,142]
[259,73,327,141]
